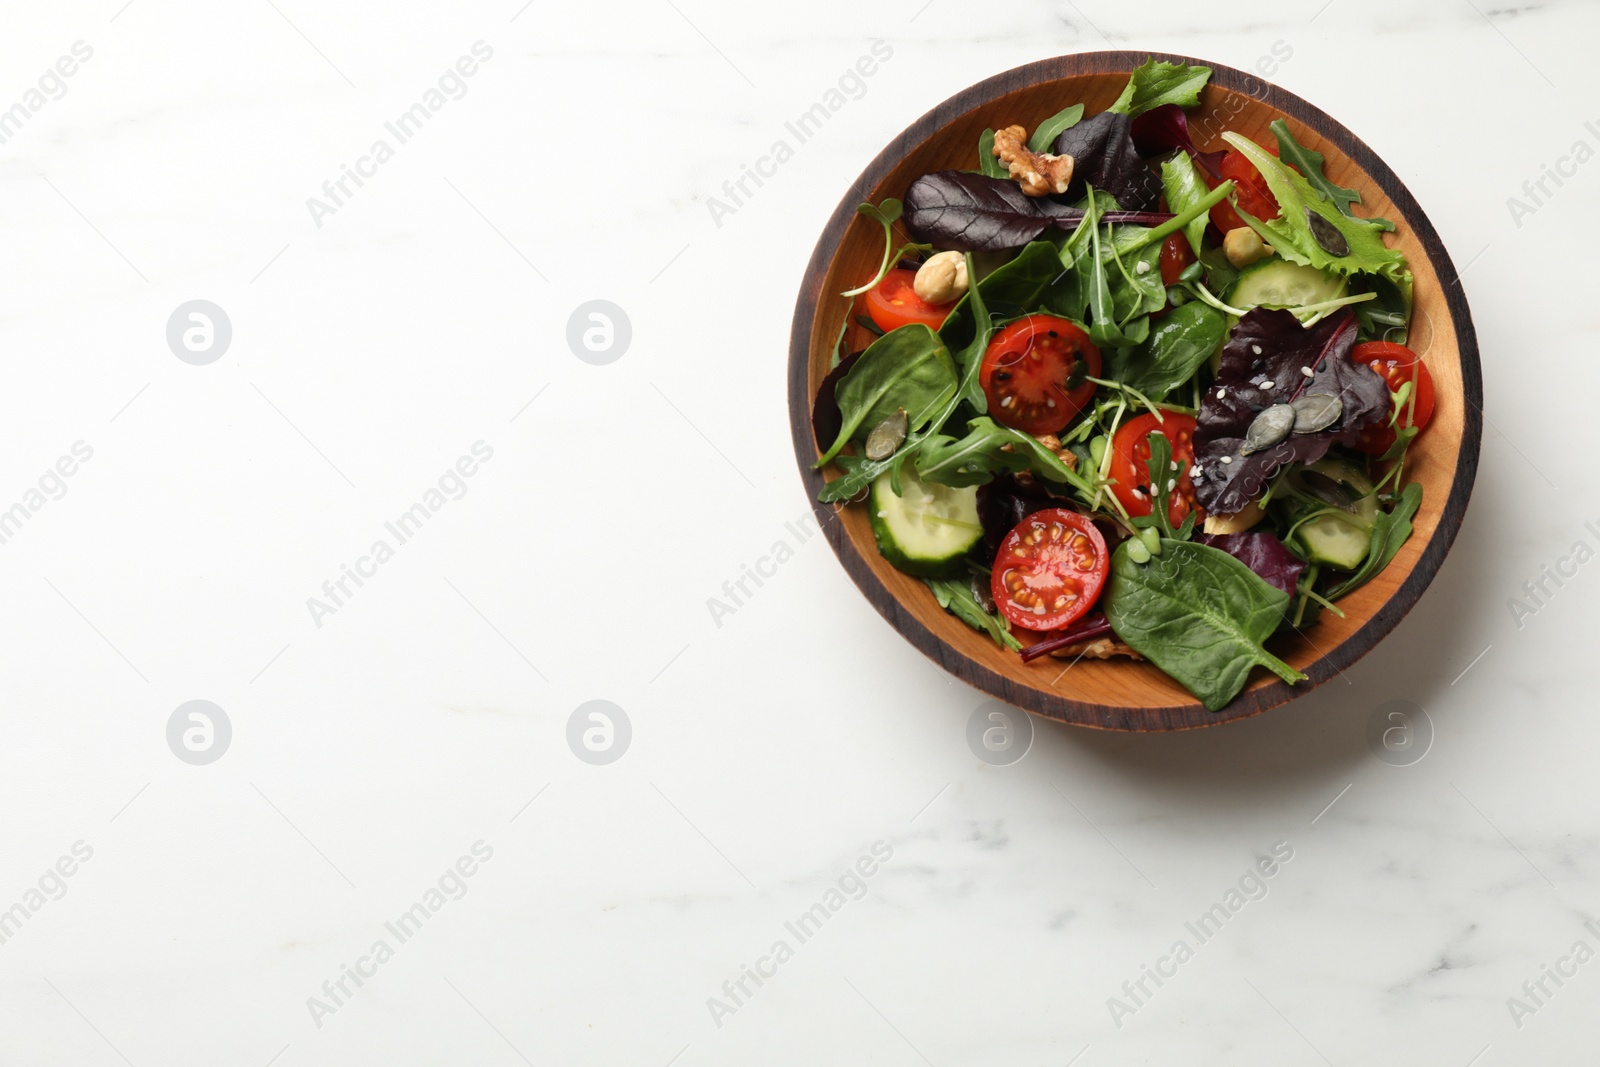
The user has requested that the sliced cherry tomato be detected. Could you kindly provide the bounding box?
[1159,231,1196,287]
[1109,411,1203,528]
[979,315,1101,435]
[1350,341,1436,454]
[1208,142,1280,235]
[991,508,1108,631]
[863,269,948,332]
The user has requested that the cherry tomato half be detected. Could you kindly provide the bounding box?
[864,269,949,332]
[991,508,1108,631]
[979,315,1101,435]
[1350,341,1436,454]
[1109,412,1203,528]
[1208,142,1280,234]
[1159,231,1196,288]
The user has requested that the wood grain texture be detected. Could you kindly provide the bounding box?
[787,52,1482,732]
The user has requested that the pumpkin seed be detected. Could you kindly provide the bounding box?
[1306,209,1350,257]
[1242,403,1295,454]
[864,408,908,460]
[1290,393,1342,434]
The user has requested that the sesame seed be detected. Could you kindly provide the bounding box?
[1167,478,1177,492]
[1221,456,1233,465]
[1169,460,1179,471]
[1251,344,1263,355]
[1261,380,1275,390]
[1135,260,1150,274]
[1300,366,1314,378]
[1215,388,1226,400]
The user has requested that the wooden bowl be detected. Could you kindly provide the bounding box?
[787,51,1482,731]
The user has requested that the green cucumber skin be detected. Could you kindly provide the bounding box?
[1297,458,1378,570]
[1228,259,1344,310]
[870,510,969,578]
[869,472,982,578]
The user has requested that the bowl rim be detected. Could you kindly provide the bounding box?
[786,50,1483,731]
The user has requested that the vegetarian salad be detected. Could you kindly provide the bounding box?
[810,59,1435,711]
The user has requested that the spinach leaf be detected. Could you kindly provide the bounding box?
[1103,538,1306,711]
[1055,111,1162,212]
[1108,301,1226,400]
[903,171,1172,253]
[1160,151,1211,259]
[815,325,956,466]
[1222,133,1407,280]
[939,240,1084,351]
[1268,119,1393,232]
[977,128,1008,179]
[1107,59,1213,119]
[1029,104,1085,153]
[818,256,996,504]
[927,577,1022,651]
[1326,481,1423,599]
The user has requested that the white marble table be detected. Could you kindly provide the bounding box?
[0,0,1594,1063]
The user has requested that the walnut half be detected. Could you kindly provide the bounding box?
[1049,637,1144,661]
[992,125,1074,197]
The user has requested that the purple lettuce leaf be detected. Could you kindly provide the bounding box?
[1129,104,1225,180]
[1191,308,1389,514]
[810,351,861,452]
[903,171,1172,252]
[1053,110,1162,211]
[1195,531,1306,597]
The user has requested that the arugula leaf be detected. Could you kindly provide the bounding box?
[1222,133,1407,280]
[815,325,956,466]
[927,577,1022,651]
[1142,430,1181,538]
[1269,119,1393,232]
[1107,58,1213,119]
[977,129,1008,179]
[1326,481,1423,599]
[1160,151,1211,259]
[1103,538,1306,711]
[1059,188,1223,350]
[918,417,1092,494]
[916,420,1031,487]
[1029,104,1085,153]
[1108,301,1226,400]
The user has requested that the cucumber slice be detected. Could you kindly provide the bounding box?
[1228,259,1345,311]
[869,467,983,577]
[1292,457,1378,570]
